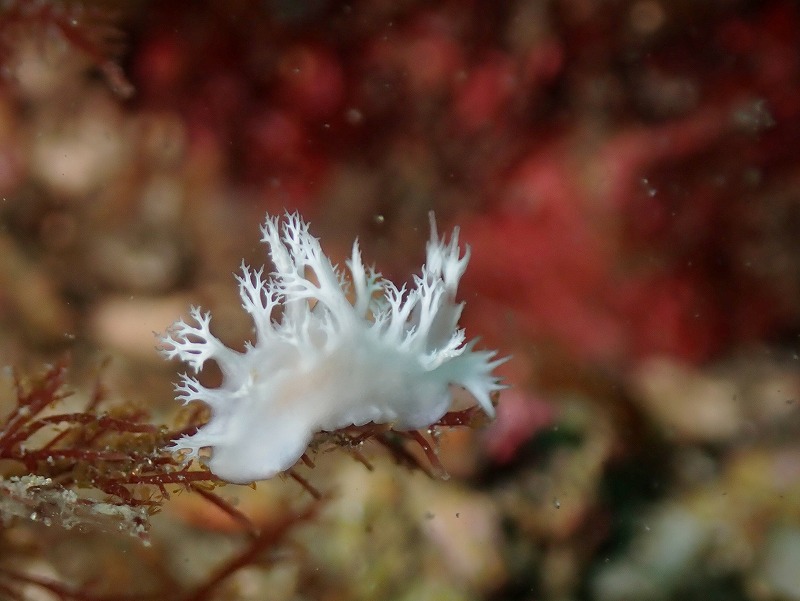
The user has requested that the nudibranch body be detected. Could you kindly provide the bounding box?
[161,212,505,483]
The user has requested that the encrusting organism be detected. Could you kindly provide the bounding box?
[161,212,506,483]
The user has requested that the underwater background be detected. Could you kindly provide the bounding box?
[1,1,800,600]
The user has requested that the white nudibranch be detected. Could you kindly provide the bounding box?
[160,212,506,483]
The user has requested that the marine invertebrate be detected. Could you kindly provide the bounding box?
[161,212,505,483]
